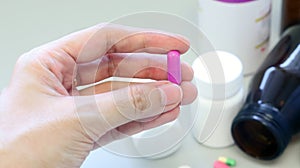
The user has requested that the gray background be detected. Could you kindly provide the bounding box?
[1,0,299,168]
[0,0,199,89]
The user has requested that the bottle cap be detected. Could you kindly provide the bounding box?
[216,0,254,3]
[192,51,243,100]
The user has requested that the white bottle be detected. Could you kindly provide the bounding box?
[191,51,244,148]
[132,119,184,159]
[198,0,271,76]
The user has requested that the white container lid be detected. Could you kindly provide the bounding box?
[192,51,243,100]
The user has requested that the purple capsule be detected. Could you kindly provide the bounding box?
[167,50,181,85]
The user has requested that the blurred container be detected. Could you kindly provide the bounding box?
[231,0,300,160]
[132,120,184,159]
[191,51,244,148]
[198,0,271,76]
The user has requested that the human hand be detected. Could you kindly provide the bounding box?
[0,24,197,167]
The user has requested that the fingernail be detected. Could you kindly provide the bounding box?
[158,83,183,106]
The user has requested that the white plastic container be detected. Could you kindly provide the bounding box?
[191,51,244,148]
[132,120,184,159]
[198,0,271,75]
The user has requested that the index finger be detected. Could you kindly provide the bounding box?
[57,23,190,63]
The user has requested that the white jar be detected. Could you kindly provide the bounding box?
[198,0,271,76]
[191,51,244,148]
[131,119,184,159]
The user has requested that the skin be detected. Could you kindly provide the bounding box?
[0,23,197,167]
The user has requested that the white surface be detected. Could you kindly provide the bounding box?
[2,0,300,168]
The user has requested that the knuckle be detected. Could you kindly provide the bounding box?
[16,47,47,70]
[129,85,150,113]
[15,52,42,79]
[95,22,113,29]
[106,54,119,76]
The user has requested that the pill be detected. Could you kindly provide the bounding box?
[167,50,181,85]
[213,161,230,168]
[218,156,236,166]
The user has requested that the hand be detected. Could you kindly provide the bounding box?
[0,24,197,167]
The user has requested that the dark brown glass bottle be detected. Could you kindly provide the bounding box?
[281,0,300,33]
[231,0,300,160]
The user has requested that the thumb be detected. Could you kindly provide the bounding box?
[75,81,182,141]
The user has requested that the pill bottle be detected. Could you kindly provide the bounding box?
[198,0,271,76]
[191,51,244,148]
[131,119,184,159]
[231,1,300,159]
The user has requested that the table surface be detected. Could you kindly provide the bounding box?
[1,0,299,168]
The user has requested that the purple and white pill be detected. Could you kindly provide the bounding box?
[167,50,181,85]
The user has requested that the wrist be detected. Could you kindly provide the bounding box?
[0,136,44,168]
[0,91,40,168]
[0,148,37,168]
